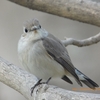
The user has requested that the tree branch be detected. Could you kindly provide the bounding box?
[62,32,100,47]
[8,0,100,27]
[0,56,100,100]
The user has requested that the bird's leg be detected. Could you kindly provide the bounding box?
[31,77,51,96]
[31,79,42,96]
[46,77,51,84]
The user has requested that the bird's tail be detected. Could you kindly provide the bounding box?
[75,68,99,89]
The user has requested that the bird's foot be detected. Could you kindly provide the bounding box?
[31,77,51,96]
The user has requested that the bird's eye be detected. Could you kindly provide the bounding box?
[25,28,28,33]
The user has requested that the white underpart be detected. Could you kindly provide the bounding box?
[18,29,66,80]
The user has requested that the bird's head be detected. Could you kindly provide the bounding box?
[23,18,41,34]
[22,18,48,41]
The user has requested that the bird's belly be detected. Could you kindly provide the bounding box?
[18,41,65,80]
[29,54,65,80]
[21,49,65,80]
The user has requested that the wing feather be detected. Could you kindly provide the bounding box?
[42,33,82,86]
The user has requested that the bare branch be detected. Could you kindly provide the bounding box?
[0,56,100,100]
[62,32,100,47]
[8,0,100,27]
[0,57,38,100]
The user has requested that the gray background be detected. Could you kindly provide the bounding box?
[0,0,100,100]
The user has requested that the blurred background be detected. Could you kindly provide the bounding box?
[0,0,100,100]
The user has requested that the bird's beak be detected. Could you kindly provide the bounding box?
[31,26,40,31]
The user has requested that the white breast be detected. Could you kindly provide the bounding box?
[18,35,65,80]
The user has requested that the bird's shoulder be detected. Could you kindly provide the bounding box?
[42,33,71,60]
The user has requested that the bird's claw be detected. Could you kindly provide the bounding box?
[31,77,51,96]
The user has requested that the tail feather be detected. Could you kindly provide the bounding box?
[75,78,83,87]
[62,75,73,84]
[81,77,98,89]
[75,69,99,89]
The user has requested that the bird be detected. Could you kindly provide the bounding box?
[18,18,99,94]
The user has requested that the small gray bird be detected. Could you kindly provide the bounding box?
[18,18,99,94]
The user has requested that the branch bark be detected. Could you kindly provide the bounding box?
[0,56,100,100]
[8,0,100,27]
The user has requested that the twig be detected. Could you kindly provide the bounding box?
[62,32,100,47]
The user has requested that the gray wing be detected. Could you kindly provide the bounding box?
[42,33,82,86]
